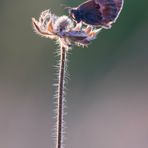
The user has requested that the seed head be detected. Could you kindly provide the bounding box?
[32,9,102,48]
[53,16,73,33]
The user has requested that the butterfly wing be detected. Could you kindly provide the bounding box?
[113,0,124,12]
[78,0,103,25]
[94,0,124,11]
[78,0,96,9]
[93,0,124,23]
[73,0,123,27]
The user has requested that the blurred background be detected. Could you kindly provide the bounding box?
[1,0,148,148]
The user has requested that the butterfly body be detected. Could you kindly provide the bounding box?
[69,0,124,29]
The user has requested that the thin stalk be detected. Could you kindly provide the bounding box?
[56,46,67,148]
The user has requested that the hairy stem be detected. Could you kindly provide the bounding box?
[56,46,67,148]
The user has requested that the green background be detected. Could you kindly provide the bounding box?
[1,0,148,148]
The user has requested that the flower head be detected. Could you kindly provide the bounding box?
[32,10,102,48]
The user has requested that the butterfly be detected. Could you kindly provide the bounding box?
[68,0,124,29]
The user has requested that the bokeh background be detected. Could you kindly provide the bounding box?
[1,0,148,148]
